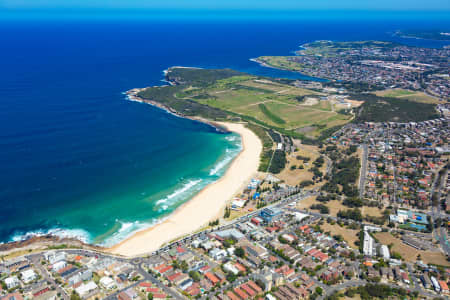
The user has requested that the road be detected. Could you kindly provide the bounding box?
[431,168,450,256]
[28,254,70,300]
[358,143,368,199]
[320,279,441,300]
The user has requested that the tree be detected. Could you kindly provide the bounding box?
[180,260,188,272]
[147,293,153,300]
[315,287,323,295]
[189,271,201,282]
[235,247,245,258]
[224,206,231,218]
[70,291,81,300]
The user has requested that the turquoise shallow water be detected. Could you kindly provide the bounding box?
[1,16,448,245]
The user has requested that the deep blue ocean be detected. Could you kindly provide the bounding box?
[0,12,449,245]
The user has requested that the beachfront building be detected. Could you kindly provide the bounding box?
[4,276,20,289]
[44,251,66,264]
[231,199,246,210]
[259,208,282,223]
[52,261,67,272]
[21,269,37,283]
[214,229,245,241]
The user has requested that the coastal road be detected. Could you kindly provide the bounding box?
[358,143,368,199]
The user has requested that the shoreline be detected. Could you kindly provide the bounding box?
[125,88,229,133]
[108,121,262,257]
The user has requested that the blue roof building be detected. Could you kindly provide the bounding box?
[259,207,282,223]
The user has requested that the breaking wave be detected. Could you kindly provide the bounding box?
[11,228,91,244]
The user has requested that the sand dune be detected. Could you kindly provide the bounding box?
[108,122,262,257]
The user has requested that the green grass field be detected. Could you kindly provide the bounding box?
[257,56,304,71]
[374,88,442,104]
[182,76,351,137]
[139,68,354,140]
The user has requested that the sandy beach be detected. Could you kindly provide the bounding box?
[108,122,262,257]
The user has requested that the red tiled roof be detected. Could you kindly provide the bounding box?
[234,287,249,299]
[167,272,182,282]
[139,282,152,288]
[188,288,201,296]
[205,272,219,285]
[226,291,240,300]
[33,287,50,297]
[240,284,256,296]
[199,265,210,272]
[154,264,166,271]
[439,280,449,291]
[146,288,159,293]
[247,280,262,293]
[235,263,246,273]
[158,265,173,274]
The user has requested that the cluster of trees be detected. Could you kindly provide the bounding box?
[166,67,244,87]
[296,155,310,162]
[316,194,335,202]
[323,156,360,197]
[346,145,358,155]
[310,204,330,214]
[337,208,362,221]
[352,93,439,123]
[343,197,363,208]
[208,219,219,226]
[223,206,231,218]
[345,283,411,300]
[313,156,325,168]
[300,180,314,188]
[268,129,282,143]
[268,150,287,174]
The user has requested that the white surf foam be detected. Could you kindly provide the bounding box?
[11,228,91,244]
[225,136,238,142]
[99,220,151,247]
[154,179,203,208]
[209,144,242,176]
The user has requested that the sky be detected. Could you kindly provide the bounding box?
[1,0,450,11]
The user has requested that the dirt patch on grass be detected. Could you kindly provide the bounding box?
[296,126,315,134]
[375,232,419,261]
[297,196,346,218]
[321,223,359,249]
[278,144,328,187]
[326,200,348,217]
[374,232,450,266]
[346,99,364,107]
[297,196,318,210]
[361,206,383,218]
[421,251,450,267]
[302,97,319,106]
